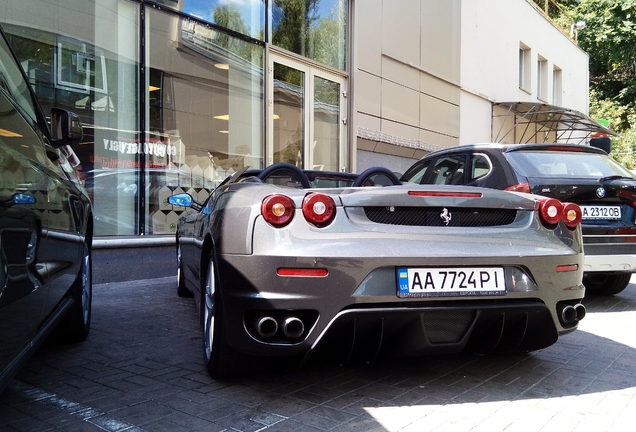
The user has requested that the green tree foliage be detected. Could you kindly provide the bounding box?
[573,0,636,131]
[545,0,636,166]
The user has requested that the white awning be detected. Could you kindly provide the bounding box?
[492,102,618,144]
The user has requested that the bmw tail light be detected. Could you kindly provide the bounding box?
[504,182,531,193]
[261,194,295,227]
[538,198,563,227]
[302,193,335,227]
[562,202,582,229]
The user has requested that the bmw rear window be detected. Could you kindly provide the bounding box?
[504,150,635,179]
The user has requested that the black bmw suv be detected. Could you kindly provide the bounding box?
[401,143,636,296]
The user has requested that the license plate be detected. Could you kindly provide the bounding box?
[580,205,621,220]
[397,267,506,297]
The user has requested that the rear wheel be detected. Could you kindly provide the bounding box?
[53,242,92,343]
[583,273,631,296]
[202,256,243,377]
[202,255,285,377]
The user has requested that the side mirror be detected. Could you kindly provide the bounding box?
[168,193,193,208]
[50,108,83,147]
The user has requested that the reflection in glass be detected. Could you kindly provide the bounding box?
[273,63,304,167]
[154,0,265,40]
[2,1,141,236]
[147,8,264,234]
[313,76,339,171]
[270,0,347,70]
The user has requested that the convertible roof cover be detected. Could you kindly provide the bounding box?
[492,102,618,145]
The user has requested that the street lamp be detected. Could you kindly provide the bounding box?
[570,20,586,42]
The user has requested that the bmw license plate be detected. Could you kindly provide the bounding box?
[397,267,506,297]
[580,205,621,220]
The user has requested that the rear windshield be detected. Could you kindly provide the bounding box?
[505,150,634,179]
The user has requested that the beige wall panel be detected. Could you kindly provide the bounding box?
[355,0,383,75]
[459,92,492,144]
[382,0,420,62]
[420,73,460,105]
[421,0,461,84]
[381,80,419,127]
[381,56,419,91]
[356,71,382,117]
[374,142,419,158]
[419,129,458,149]
[355,112,381,132]
[420,94,460,138]
[356,138,378,152]
[413,149,431,160]
[380,118,420,141]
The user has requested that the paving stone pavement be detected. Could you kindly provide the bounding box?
[2,276,636,431]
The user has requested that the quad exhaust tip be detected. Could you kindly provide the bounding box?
[283,317,305,339]
[256,316,278,338]
[255,316,305,339]
[561,303,586,324]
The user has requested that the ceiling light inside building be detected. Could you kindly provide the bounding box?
[0,128,22,137]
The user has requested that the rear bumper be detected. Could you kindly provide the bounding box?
[216,251,585,360]
[583,253,636,273]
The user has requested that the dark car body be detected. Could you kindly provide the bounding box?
[170,162,585,378]
[0,26,93,392]
[401,143,636,295]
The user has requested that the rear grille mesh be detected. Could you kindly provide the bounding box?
[423,310,475,344]
[363,206,517,227]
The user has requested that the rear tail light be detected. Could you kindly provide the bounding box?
[562,202,582,228]
[537,198,582,229]
[302,193,336,227]
[538,198,563,227]
[261,194,295,227]
[504,182,531,193]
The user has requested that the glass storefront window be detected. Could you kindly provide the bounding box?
[313,76,340,171]
[1,0,344,237]
[273,62,304,166]
[153,0,265,40]
[3,0,141,236]
[146,8,264,235]
[270,0,347,70]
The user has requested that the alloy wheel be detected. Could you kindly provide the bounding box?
[204,259,216,361]
[81,246,91,325]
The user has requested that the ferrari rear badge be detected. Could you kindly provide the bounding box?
[440,208,452,225]
[596,187,606,198]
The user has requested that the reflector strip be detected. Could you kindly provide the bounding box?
[556,264,579,273]
[408,191,482,198]
[277,268,328,277]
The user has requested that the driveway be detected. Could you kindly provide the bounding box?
[1,276,636,431]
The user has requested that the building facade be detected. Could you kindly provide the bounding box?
[0,0,593,241]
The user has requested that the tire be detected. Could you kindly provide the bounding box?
[583,273,631,296]
[176,242,191,297]
[53,242,92,343]
[202,255,261,378]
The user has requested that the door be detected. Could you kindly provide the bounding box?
[267,53,347,172]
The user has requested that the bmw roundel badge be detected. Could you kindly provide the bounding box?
[596,187,606,198]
